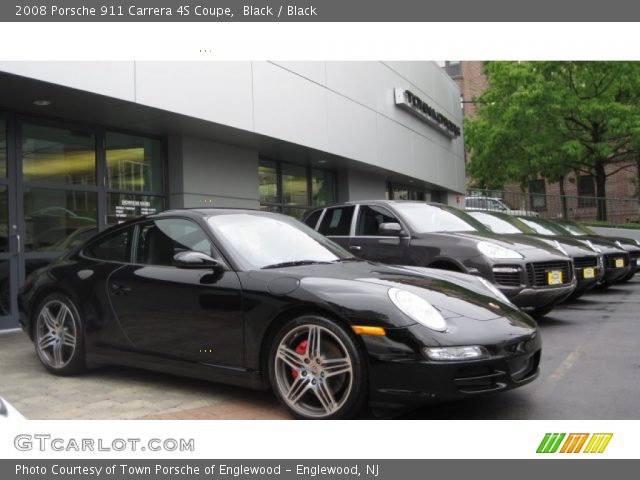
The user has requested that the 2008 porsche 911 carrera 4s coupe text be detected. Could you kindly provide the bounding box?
[18,209,541,419]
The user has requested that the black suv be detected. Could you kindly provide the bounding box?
[304,201,576,316]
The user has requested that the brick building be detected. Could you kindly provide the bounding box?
[443,61,640,222]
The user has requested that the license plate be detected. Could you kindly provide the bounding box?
[547,271,563,285]
[615,258,625,268]
[583,267,595,279]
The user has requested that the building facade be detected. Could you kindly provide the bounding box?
[0,61,465,329]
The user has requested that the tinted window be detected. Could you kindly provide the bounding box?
[84,227,132,262]
[135,218,214,266]
[303,209,323,229]
[356,205,399,236]
[318,206,355,236]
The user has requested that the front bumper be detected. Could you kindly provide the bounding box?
[501,282,576,310]
[365,328,542,410]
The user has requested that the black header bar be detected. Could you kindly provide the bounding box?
[4,0,640,22]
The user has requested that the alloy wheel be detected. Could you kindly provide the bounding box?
[273,324,354,418]
[35,300,78,369]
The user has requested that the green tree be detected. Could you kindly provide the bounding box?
[465,61,640,220]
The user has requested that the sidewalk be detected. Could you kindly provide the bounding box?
[0,331,290,420]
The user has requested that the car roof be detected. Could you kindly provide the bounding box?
[310,200,450,209]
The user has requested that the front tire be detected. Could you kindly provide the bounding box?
[531,304,555,318]
[33,294,86,376]
[268,315,367,419]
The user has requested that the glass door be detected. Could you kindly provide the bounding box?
[0,116,20,329]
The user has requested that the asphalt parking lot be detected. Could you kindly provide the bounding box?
[1,278,638,420]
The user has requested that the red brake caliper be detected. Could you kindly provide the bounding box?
[291,340,307,379]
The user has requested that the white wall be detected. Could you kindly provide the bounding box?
[0,60,465,194]
[168,136,260,209]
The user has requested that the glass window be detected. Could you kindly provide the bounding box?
[390,185,428,201]
[529,179,547,210]
[259,160,279,204]
[303,209,323,229]
[318,206,355,236]
[578,175,596,208]
[311,169,335,206]
[356,205,399,236]
[393,203,486,233]
[135,218,214,266]
[0,186,7,253]
[208,213,350,270]
[0,260,10,316]
[467,211,523,234]
[282,164,308,206]
[0,119,6,178]
[282,206,308,220]
[24,188,97,252]
[107,193,164,225]
[22,124,96,185]
[84,227,133,263]
[258,160,336,218]
[106,132,163,193]
[518,218,563,236]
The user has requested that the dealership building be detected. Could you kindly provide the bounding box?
[0,61,465,329]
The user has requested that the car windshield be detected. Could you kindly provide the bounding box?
[557,221,593,236]
[207,213,353,270]
[518,218,569,236]
[467,211,528,234]
[393,203,488,233]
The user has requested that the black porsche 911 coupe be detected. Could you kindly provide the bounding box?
[18,209,541,419]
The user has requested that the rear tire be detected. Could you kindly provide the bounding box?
[268,315,367,419]
[33,294,86,376]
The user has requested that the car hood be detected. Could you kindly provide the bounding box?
[259,260,528,325]
[568,235,631,254]
[419,231,567,256]
[519,234,599,257]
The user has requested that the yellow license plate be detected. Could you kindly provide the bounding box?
[615,258,625,268]
[583,267,595,279]
[548,271,563,285]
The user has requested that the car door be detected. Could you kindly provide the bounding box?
[349,204,410,264]
[316,205,356,250]
[107,217,244,367]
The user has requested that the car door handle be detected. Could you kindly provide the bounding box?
[349,245,362,251]
[111,283,131,294]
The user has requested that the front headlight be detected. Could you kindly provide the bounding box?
[424,345,490,361]
[477,241,523,259]
[477,277,514,306]
[615,240,624,248]
[388,287,447,332]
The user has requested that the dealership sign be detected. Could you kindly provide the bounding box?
[394,88,461,139]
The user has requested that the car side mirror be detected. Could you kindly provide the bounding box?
[173,251,223,270]
[378,222,404,236]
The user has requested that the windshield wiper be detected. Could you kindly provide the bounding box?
[261,260,332,269]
